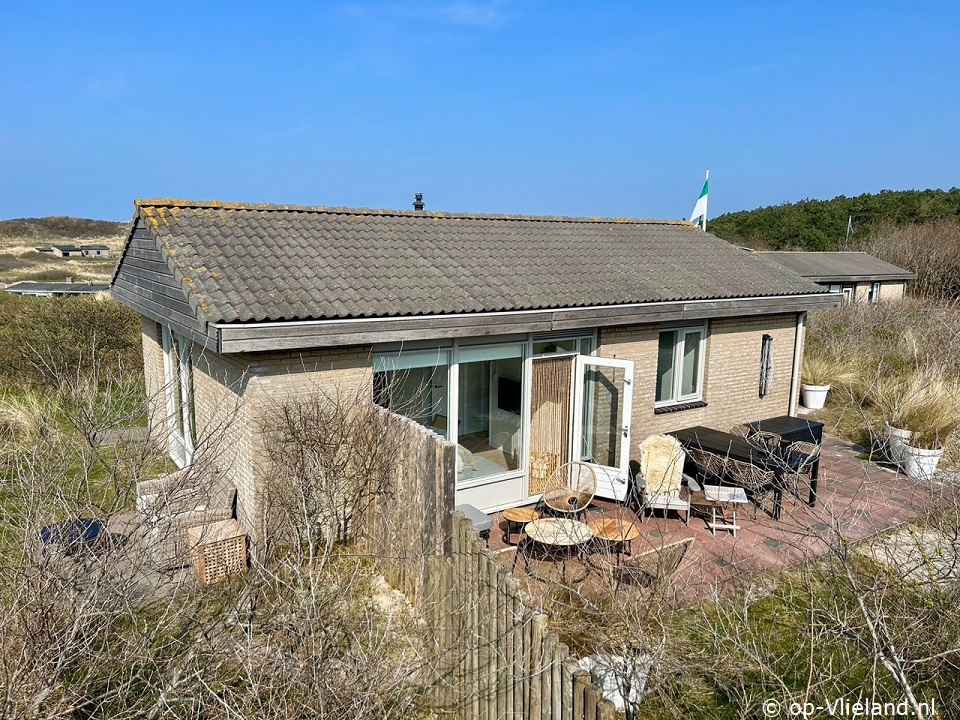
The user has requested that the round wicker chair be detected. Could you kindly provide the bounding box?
[541,461,597,516]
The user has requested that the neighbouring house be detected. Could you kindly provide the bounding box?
[49,244,86,257]
[81,245,113,258]
[755,251,915,304]
[110,199,838,543]
[5,280,111,298]
[39,244,114,258]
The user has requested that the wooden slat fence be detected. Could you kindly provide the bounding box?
[357,407,615,720]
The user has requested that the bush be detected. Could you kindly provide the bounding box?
[0,295,142,388]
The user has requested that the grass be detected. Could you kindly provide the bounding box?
[804,298,960,461]
[0,233,124,284]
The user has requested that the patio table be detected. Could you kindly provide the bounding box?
[746,415,824,506]
[587,517,640,557]
[672,426,785,520]
[515,518,594,582]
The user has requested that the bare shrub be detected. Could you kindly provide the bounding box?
[259,384,401,566]
[852,221,960,301]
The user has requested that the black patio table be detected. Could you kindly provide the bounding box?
[671,426,785,520]
[746,415,824,507]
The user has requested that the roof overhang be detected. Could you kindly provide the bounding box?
[807,274,916,283]
[211,292,839,353]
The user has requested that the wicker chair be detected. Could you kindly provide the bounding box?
[604,537,695,589]
[726,458,777,518]
[781,441,821,499]
[541,461,597,517]
[637,435,693,524]
[748,430,783,455]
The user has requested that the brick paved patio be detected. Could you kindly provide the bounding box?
[486,433,959,604]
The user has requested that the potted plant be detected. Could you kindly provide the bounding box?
[800,356,856,410]
[867,374,919,467]
[898,395,960,481]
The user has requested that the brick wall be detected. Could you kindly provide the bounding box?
[598,313,800,455]
[140,319,168,455]
[141,324,374,548]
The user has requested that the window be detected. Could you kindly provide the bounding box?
[373,350,450,437]
[457,345,524,480]
[868,282,881,303]
[162,325,196,468]
[655,325,706,405]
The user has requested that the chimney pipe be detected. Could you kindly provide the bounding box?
[413,193,424,211]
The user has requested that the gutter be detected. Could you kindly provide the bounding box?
[789,312,806,416]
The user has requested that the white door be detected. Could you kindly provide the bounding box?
[571,356,634,501]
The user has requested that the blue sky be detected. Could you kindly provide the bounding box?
[2,1,957,222]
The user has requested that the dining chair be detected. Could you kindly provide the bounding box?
[726,458,777,519]
[781,441,821,499]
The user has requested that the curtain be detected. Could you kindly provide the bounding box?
[528,356,573,494]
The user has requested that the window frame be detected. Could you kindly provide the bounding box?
[161,324,196,468]
[654,323,707,408]
[868,281,881,303]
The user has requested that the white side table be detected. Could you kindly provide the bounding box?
[702,485,749,537]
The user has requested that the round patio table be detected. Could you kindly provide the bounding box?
[524,518,594,547]
[587,517,640,558]
[519,518,593,583]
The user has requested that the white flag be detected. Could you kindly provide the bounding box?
[690,175,709,229]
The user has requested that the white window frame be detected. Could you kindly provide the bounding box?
[161,325,196,468]
[868,281,881,303]
[655,323,707,407]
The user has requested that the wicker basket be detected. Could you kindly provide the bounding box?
[188,519,247,585]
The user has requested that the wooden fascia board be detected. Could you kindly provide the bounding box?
[214,293,839,353]
[809,273,917,283]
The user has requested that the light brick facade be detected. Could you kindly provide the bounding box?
[142,312,803,534]
[141,318,372,544]
[598,313,801,454]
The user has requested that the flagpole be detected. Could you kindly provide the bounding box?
[702,169,709,232]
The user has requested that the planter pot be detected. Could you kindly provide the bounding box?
[902,444,944,481]
[885,423,913,468]
[801,384,831,410]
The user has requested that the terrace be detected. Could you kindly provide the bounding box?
[483,430,958,605]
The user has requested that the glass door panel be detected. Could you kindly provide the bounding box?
[573,356,634,501]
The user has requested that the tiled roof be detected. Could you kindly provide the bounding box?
[120,200,827,324]
[6,281,110,294]
[755,251,915,281]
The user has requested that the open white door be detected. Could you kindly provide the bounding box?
[572,356,634,501]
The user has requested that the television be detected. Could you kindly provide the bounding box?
[497,377,521,414]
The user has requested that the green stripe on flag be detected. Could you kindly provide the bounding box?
[699,180,708,199]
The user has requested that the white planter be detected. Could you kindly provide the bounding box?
[801,384,831,410]
[902,444,944,481]
[885,423,913,468]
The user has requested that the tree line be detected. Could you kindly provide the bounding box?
[709,188,960,250]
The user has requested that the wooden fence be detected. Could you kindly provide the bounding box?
[358,408,616,720]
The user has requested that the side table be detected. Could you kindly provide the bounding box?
[701,485,749,537]
[501,507,539,545]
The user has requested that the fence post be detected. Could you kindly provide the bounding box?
[573,670,591,720]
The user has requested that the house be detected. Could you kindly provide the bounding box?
[754,251,915,303]
[38,244,114,258]
[81,245,113,258]
[49,244,85,257]
[110,199,838,541]
[5,280,111,298]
